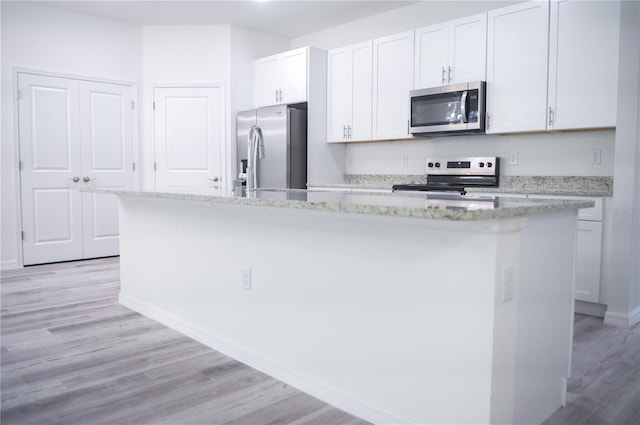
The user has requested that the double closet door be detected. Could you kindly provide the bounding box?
[18,73,135,265]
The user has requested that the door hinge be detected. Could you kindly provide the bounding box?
[153,101,156,111]
[154,162,157,172]
[17,90,22,100]
[18,160,22,171]
[131,100,135,110]
[21,231,24,240]
[132,162,136,171]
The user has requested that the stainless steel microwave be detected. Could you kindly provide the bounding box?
[410,81,486,137]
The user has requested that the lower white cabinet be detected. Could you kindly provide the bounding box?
[575,220,603,303]
[528,195,604,303]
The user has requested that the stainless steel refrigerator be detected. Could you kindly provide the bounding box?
[236,104,307,189]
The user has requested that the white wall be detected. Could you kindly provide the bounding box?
[343,131,615,177]
[141,25,232,190]
[0,1,142,269]
[605,0,640,327]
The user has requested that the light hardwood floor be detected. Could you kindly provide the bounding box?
[1,257,638,425]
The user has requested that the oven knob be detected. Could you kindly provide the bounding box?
[428,162,434,168]
[479,162,485,168]
[487,162,493,168]
[435,162,440,168]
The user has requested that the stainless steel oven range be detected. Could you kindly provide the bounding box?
[392,156,499,195]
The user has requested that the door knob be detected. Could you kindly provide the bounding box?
[82,176,95,183]
[208,177,220,182]
[68,176,80,183]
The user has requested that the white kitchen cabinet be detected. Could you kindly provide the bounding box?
[528,194,604,303]
[548,0,620,130]
[486,1,550,134]
[372,31,414,140]
[414,13,487,89]
[254,47,308,107]
[327,41,372,142]
[575,220,603,303]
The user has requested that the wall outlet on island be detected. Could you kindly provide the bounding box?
[241,267,252,291]
[502,266,514,303]
[401,154,409,166]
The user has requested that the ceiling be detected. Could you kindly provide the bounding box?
[34,1,419,38]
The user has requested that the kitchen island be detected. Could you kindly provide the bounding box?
[88,187,593,425]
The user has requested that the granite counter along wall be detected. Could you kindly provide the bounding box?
[329,175,614,197]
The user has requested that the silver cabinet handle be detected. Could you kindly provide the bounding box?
[343,125,347,139]
[441,66,446,85]
[347,125,352,138]
[549,107,554,126]
[208,177,220,182]
[279,89,283,102]
[275,89,279,103]
[68,176,80,183]
[448,66,453,82]
[82,176,95,183]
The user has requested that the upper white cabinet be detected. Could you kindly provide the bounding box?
[548,0,620,130]
[486,1,550,133]
[327,41,373,142]
[372,31,414,140]
[487,0,621,134]
[414,13,487,89]
[254,47,308,107]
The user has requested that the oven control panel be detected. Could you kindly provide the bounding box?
[425,156,499,176]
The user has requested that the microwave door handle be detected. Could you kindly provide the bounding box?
[460,90,468,123]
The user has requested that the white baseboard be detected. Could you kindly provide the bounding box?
[1,260,20,270]
[119,292,410,425]
[604,305,640,328]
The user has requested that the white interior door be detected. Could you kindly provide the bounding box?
[18,73,84,265]
[79,80,134,258]
[154,86,225,191]
[18,73,135,265]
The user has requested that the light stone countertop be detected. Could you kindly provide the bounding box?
[307,175,614,197]
[84,187,594,222]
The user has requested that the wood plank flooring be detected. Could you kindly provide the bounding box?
[1,257,638,424]
[1,258,367,425]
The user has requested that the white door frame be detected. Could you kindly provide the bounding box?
[11,67,139,268]
[149,83,229,193]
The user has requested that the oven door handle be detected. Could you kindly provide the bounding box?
[461,90,468,123]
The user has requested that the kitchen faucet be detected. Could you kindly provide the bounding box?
[246,125,264,192]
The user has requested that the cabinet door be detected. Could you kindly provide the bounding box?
[327,46,351,142]
[349,41,373,142]
[548,0,620,130]
[372,31,414,140]
[575,221,602,303]
[414,23,449,89]
[281,47,308,104]
[449,13,487,84]
[486,1,549,133]
[255,55,281,107]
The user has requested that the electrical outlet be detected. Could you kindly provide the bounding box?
[241,267,252,291]
[509,152,518,166]
[591,149,602,165]
[401,154,409,166]
[502,266,514,303]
